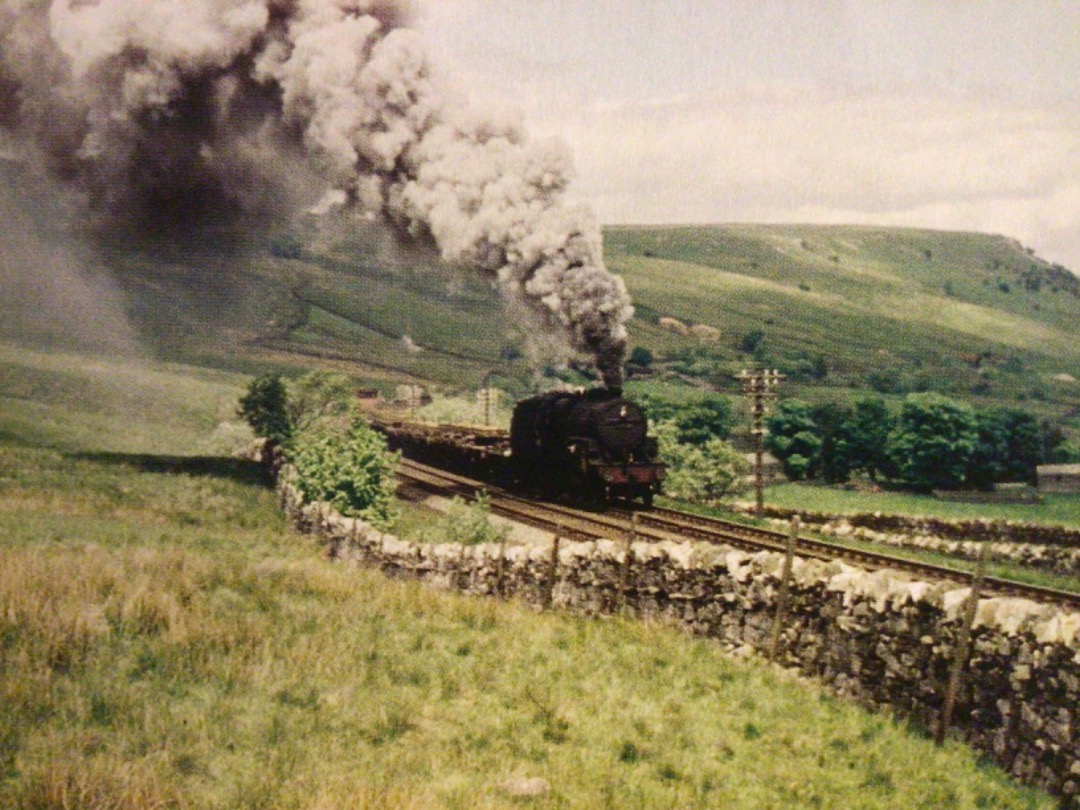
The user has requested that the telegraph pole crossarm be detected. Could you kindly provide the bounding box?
[737,368,784,518]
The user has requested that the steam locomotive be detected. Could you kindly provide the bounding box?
[509,388,665,505]
[371,387,665,507]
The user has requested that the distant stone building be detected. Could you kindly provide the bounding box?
[1036,464,1080,494]
[740,451,785,487]
[658,316,690,336]
[689,324,721,343]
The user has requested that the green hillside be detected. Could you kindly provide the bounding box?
[6,197,1076,430]
[146,224,1079,429]
[607,225,1078,405]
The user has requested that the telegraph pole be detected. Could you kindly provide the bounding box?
[480,370,495,426]
[737,368,784,518]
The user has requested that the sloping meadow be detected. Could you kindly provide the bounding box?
[0,342,1058,808]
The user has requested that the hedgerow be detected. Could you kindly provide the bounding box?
[654,421,748,505]
[287,416,399,528]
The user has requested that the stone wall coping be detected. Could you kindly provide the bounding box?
[274,456,1079,648]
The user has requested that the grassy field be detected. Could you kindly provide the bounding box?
[759,483,1080,529]
[0,343,1060,808]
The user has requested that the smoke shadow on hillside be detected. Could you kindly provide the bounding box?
[70,452,272,488]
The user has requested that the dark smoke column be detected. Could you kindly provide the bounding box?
[260,10,634,387]
[0,0,634,384]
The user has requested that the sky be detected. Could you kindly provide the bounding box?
[416,1,1080,274]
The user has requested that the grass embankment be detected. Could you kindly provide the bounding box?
[0,343,1056,807]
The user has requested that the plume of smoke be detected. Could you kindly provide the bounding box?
[0,0,632,385]
[0,157,139,353]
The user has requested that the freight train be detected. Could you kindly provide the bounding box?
[370,387,665,507]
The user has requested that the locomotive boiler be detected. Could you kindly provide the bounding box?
[509,388,665,505]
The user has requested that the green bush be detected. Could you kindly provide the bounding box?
[810,402,852,484]
[439,492,509,546]
[288,416,398,528]
[237,374,292,444]
[765,399,821,481]
[839,397,894,482]
[672,396,733,445]
[886,393,977,492]
[628,346,655,371]
[635,394,733,446]
[287,371,357,433]
[654,421,748,504]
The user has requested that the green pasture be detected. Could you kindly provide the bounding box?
[759,482,1080,529]
[0,340,1058,808]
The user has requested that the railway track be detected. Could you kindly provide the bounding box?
[396,458,1080,611]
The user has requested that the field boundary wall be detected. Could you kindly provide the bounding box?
[730,503,1080,547]
[272,455,1080,806]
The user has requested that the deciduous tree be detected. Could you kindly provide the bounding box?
[765,399,821,481]
[886,393,977,492]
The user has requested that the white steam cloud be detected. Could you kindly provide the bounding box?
[0,0,633,386]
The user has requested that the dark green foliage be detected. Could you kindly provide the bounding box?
[997,410,1042,483]
[839,397,894,482]
[739,330,765,355]
[627,346,655,377]
[287,371,357,433]
[885,393,977,492]
[672,396,733,445]
[668,346,725,380]
[635,393,676,424]
[637,394,733,446]
[964,408,1041,488]
[810,402,853,484]
[288,416,398,527]
[765,399,822,481]
[1040,420,1079,464]
[237,374,292,444]
[867,368,904,394]
[1049,442,1080,464]
[964,411,1009,490]
[781,353,829,382]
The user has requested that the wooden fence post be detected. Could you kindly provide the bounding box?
[543,531,561,610]
[618,514,637,612]
[935,541,990,745]
[495,536,507,596]
[768,516,800,661]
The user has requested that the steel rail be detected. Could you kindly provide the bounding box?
[395,458,1080,610]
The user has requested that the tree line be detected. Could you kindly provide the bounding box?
[764,392,1074,493]
[636,390,1077,494]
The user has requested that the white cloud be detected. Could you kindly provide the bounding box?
[417,2,1080,273]
[498,84,1080,271]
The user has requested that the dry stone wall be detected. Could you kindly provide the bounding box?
[794,518,1080,579]
[732,502,1080,547]
[275,461,1080,806]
